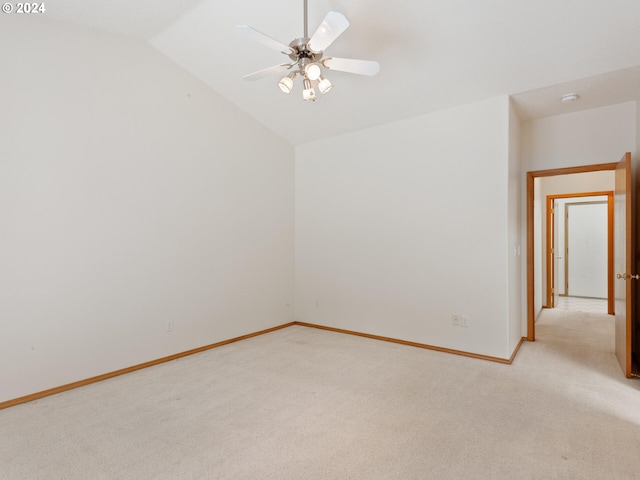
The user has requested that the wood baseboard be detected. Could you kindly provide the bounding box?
[1,321,527,410]
[510,337,526,362]
[0,322,296,411]
[294,321,526,365]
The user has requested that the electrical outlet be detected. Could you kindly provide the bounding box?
[452,315,460,326]
[166,319,174,332]
[461,316,470,328]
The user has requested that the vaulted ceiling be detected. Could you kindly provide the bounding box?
[45,0,640,145]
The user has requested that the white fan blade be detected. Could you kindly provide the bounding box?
[322,57,380,76]
[243,64,292,81]
[308,11,350,53]
[235,25,294,55]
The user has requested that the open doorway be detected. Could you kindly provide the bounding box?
[545,192,613,315]
[526,162,618,341]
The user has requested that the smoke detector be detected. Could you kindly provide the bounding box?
[561,93,579,103]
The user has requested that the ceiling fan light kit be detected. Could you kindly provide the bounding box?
[278,72,296,93]
[236,0,380,102]
[302,78,317,101]
[317,75,332,94]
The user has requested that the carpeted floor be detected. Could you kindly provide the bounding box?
[1,307,639,479]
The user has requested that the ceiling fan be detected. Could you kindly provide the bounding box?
[236,0,380,101]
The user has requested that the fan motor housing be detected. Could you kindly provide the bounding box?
[288,38,323,62]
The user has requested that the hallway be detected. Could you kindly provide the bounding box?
[535,296,615,377]
[553,296,608,314]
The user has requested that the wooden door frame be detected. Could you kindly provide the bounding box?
[526,162,618,341]
[545,192,614,314]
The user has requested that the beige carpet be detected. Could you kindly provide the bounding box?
[1,309,639,479]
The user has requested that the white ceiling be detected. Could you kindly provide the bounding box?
[46,0,640,145]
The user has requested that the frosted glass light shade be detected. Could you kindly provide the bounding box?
[318,76,333,94]
[305,63,322,81]
[278,73,295,93]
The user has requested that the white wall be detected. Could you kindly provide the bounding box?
[296,96,514,359]
[508,100,523,353]
[0,17,295,403]
[523,102,636,172]
[533,178,543,315]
